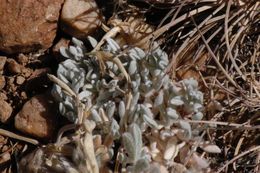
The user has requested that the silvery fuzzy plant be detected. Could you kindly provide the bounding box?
[51,36,209,172]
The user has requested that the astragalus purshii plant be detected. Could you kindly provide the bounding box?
[19,36,221,173]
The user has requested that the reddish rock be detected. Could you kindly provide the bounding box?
[16,76,25,85]
[7,59,22,74]
[0,152,11,165]
[28,68,51,81]
[0,56,7,72]
[0,92,8,100]
[20,92,28,100]
[0,0,64,54]
[26,68,51,93]
[53,38,70,53]
[17,54,29,65]
[22,68,32,78]
[19,145,78,173]
[0,99,13,123]
[61,0,102,38]
[15,94,58,139]
[52,38,70,61]
[0,76,5,90]
[6,76,17,93]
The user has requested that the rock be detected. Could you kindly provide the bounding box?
[16,76,25,85]
[20,92,28,100]
[0,152,11,165]
[0,99,13,123]
[0,92,8,100]
[0,135,7,149]
[15,94,58,139]
[52,38,70,62]
[0,76,5,90]
[19,145,79,173]
[22,68,33,78]
[5,77,17,93]
[60,0,102,38]
[0,56,7,72]
[7,59,22,74]
[17,54,29,65]
[28,68,51,81]
[26,68,51,94]
[0,0,64,54]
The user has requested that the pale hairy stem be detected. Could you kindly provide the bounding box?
[0,129,39,145]
[47,74,76,97]
[92,26,121,52]
[112,56,131,83]
[82,120,99,173]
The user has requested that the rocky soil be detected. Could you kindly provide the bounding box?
[0,0,259,172]
[0,0,103,172]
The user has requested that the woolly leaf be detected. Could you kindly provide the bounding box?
[202,144,221,153]
[106,101,115,118]
[129,123,142,160]
[90,109,102,122]
[179,120,192,138]
[143,114,158,129]
[128,60,137,75]
[78,90,92,100]
[166,107,179,119]
[60,47,71,58]
[72,37,84,48]
[154,90,164,108]
[106,38,120,52]
[87,36,98,48]
[122,132,136,162]
[133,158,149,173]
[118,101,126,119]
[170,96,184,106]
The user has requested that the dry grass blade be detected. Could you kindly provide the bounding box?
[224,0,246,81]
[138,5,213,46]
[217,145,260,173]
[47,74,76,97]
[186,120,260,130]
[155,0,259,172]
[191,16,238,87]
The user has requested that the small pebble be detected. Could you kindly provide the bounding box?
[16,76,25,85]
[7,59,21,74]
[20,91,27,100]
[2,145,9,152]
[0,152,11,164]
[0,99,13,123]
[22,68,32,78]
[0,75,5,89]
[52,38,70,61]
[0,92,7,100]
[17,54,29,65]
[6,77,17,92]
[0,56,7,72]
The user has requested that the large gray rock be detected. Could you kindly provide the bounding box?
[0,0,64,54]
[60,0,102,38]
